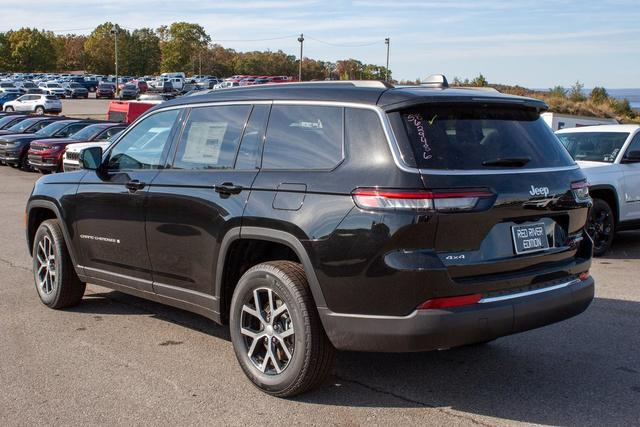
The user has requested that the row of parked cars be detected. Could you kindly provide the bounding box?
[0,112,125,172]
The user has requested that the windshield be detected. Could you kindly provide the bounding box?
[47,83,61,88]
[0,116,22,127]
[7,118,39,132]
[0,83,15,88]
[35,121,68,136]
[394,105,575,170]
[70,125,102,141]
[556,132,629,163]
[69,83,81,88]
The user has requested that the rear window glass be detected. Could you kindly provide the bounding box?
[262,105,343,170]
[395,105,575,170]
[45,95,57,100]
[556,132,629,163]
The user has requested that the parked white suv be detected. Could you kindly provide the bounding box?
[38,81,66,98]
[556,124,640,255]
[62,130,122,171]
[3,94,62,115]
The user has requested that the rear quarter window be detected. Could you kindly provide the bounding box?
[392,105,575,170]
[262,105,343,170]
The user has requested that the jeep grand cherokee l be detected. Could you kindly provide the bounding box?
[25,77,594,397]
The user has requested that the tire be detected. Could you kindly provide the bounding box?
[229,261,335,397]
[587,198,615,257]
[4,106,14,112]
[34,106,44,115]
[32,219,85,309]
[19,155,31,171]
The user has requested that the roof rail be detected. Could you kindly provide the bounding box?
[420,74,449,89]
[458,86,500,93]
[282,80,394,89]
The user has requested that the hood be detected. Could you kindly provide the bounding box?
[576,160,613,169]
[0,134,40,143]
[30,138,75,147]
[65,140,111,153]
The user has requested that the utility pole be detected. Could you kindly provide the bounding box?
[297,33,304,82]
[111,26,119,98]
[385,37,390,82]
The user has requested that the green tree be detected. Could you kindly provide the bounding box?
[470,73,488,87]
[160,22,210,72]
[7,28,56,72]
[0,32,12,71]
[548,85,567,98]
[569,80,585,102]
[84,23,118,75]
[590,86,609,105]
[131,29,161,75]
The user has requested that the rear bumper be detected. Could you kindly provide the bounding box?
[319,276,594,352]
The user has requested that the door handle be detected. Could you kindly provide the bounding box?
[125,179,146,192]
[214,182,243,195]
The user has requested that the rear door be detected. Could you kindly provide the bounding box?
[73,109,181,290]
[145,104,266,305]
[390,104,590,288]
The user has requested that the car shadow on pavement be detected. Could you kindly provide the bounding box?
[298,297,640,425]
[69,291,639,425]
[69,290,231,341]
[603,231,640,260]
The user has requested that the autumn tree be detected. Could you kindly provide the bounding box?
[54,34,87,71]
[159,22,210,73]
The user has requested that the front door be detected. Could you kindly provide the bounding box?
[73,109,181,291]
[145,104,268,308]
[621,133,640,221]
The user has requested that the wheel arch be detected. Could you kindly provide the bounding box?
[26,200,81,270]
[215,227,327,324]
[589,184,620,224]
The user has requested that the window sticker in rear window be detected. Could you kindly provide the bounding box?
[405,113,433,161]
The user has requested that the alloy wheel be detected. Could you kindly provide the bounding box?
[35,235,56,295]
[240,287,295,375]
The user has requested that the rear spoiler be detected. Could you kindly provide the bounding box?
[381,96,548,113]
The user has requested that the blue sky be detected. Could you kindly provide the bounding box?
[1,0,639,87]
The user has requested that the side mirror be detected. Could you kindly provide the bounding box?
[622,150,640,163]
[80,146,103,170]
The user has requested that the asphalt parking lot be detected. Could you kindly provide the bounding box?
[1,166,639,426]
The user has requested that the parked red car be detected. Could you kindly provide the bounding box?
[27,122,126,173]
[132,80,148,93]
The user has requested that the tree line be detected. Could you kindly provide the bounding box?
[0,23,390,80]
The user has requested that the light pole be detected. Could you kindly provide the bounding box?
[297,33,304,82]
[385,37,390,82]
[111,26,119,98]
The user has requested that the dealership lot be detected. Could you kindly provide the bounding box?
[1,166,639,425]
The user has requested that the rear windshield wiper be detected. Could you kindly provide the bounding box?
[481,157,531,167]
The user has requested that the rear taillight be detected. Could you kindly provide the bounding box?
[579,271,590,281]
[417,294,482,310]
[351,188,493,212]
[571,180,590,201]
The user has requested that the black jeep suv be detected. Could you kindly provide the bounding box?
[25,77,594,397]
